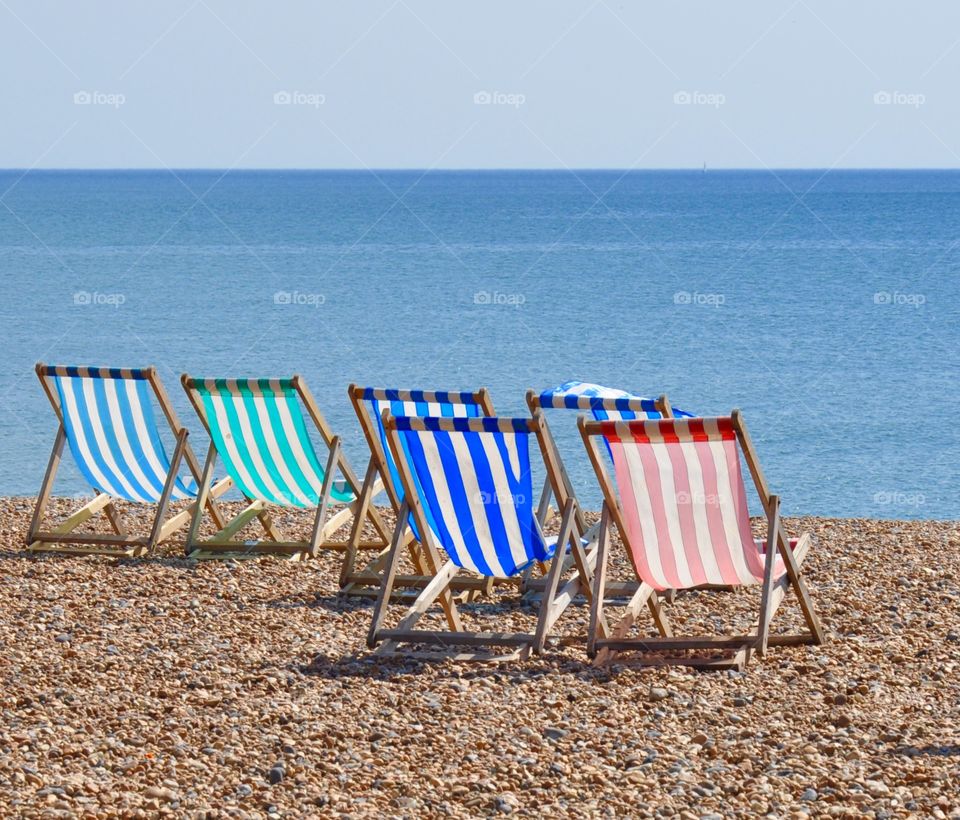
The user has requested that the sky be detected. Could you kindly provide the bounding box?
[2,1,959,169]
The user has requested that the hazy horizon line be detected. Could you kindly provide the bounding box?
[2,166,959,173]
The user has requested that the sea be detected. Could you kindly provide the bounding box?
[0,169,956,519]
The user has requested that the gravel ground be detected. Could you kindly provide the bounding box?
[1,496,959,818]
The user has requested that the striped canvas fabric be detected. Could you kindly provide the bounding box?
[192,378,354,508]
[360,388,483,515]
[538,380,694,421]
[52,368,195,503]
[599,417,785,591]
[392,416,552,578]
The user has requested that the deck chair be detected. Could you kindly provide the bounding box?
[527,381,695,596]
[343,385,496,596]
[367,412,603,661]
[579,412,825,671]
[526,380,693,527]
[28,364,231,557]
[181,375,390,561]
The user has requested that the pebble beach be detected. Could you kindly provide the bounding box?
[2,497,959,818]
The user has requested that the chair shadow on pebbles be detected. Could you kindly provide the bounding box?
[294,645,603,682]
[893,744,960,758]
[265,591,374,614]
[13,549,218,573]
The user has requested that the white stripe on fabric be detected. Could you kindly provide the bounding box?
[649,440,693,588]
[416,429,481,574]
[79,379,150,502]
[707,436,755,585]
[102,379,163,502]
[59,378,123,498]
[447,431,503,577]
[117,380,192,501]
[206,392,274,504]
[248,394,312,506]
[619,437,669,589]
[477,431,528,572]
[223,392,291,505]
[502,428,521,478]
[678,438,722,584]
[273,392,328,499]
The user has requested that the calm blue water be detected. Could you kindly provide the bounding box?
[0,170,956,519]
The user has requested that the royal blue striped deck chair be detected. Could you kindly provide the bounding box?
[345,385,496,593]
[367,412,602,661]
[181,375,390,561]
[28,364,231,557]
[526,381,695,531]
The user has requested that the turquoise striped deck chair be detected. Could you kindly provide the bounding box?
[182,375,389,561]
[367,412,602,661]
[343,385,496,594]
[28,364,231,557]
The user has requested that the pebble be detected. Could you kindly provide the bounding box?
[0,501,958,818]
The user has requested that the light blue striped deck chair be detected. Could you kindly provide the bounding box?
[28,364,231,557]
[367,413,601,661]
[181,375,389,561]
[526,381,695,531]
[344,385,496,594]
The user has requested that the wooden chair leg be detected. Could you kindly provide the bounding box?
[307,437,340,557]
[756,495,780,655]
[102,499,127,536]
[27,425,66,543]
[145,428,189,554]
[340,457,380,586]
[587,505,611,658]
[775,521,826,644]
[185,442,218,553]
[533,498,578,652]
[368,502,412,648]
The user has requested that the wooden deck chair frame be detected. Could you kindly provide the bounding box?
[28,364,232,558]
[343,384,498,597]
[182,374,390,561]
[524,390,676,597]
[367,412,606,662]
[579,410,825,671]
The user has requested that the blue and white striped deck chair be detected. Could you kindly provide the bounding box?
[181,375,390,561]
[367,413,600,661]
[526,381,696,531]
[28,364,231,557]
[344,385,496,593]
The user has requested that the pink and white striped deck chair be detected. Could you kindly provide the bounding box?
[579,411,825,671]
